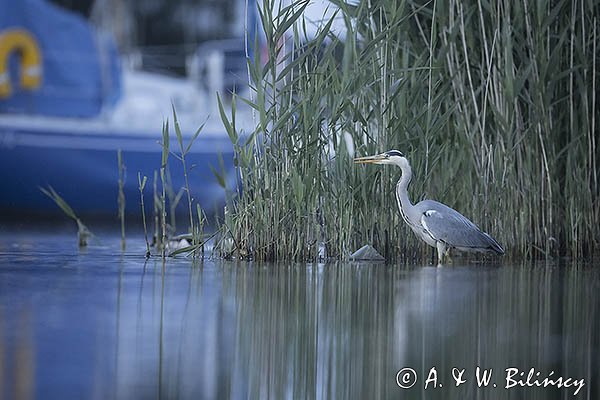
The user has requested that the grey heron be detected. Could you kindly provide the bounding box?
[354,150,504,264]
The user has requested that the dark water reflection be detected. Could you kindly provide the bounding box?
[0,233,598,399]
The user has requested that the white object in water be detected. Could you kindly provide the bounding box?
[350,244,385,261]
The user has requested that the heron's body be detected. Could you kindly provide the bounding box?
[355,150,504,264]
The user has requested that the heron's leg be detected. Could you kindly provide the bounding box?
[444,247,453,264]
[436,241,446,266]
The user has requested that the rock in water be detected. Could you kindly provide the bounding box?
[350,244,385,261]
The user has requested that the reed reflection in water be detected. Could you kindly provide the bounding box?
[0,244,598,399]
[110,261,598,399]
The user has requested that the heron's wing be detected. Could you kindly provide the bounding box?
[419,204,501,252]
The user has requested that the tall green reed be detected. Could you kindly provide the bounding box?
[172,107,207,250]
[159,121,169,259]
[218,0,598,262]
[138,172,151,258]
[140,109,210,258]
[117,149,126,251]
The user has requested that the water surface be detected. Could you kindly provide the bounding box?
[0,232,598,399]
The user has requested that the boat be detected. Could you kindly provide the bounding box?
[0,0,248,219]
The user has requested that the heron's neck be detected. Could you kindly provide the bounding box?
[395,164,413,211]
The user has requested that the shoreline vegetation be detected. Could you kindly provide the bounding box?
[216,0,599,262]
[39,0,599,264]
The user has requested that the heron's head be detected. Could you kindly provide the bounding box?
[354,150,408,167]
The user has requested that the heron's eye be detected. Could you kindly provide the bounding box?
[386,150,403,157]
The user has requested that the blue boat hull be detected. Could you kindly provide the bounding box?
[0,125,236,217]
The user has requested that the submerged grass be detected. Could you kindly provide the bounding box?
[40,186,93,247]
[216,0,599,262]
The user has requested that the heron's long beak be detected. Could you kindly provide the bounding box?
[353,154,386,164]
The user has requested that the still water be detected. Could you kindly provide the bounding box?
[0,232,598,400]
